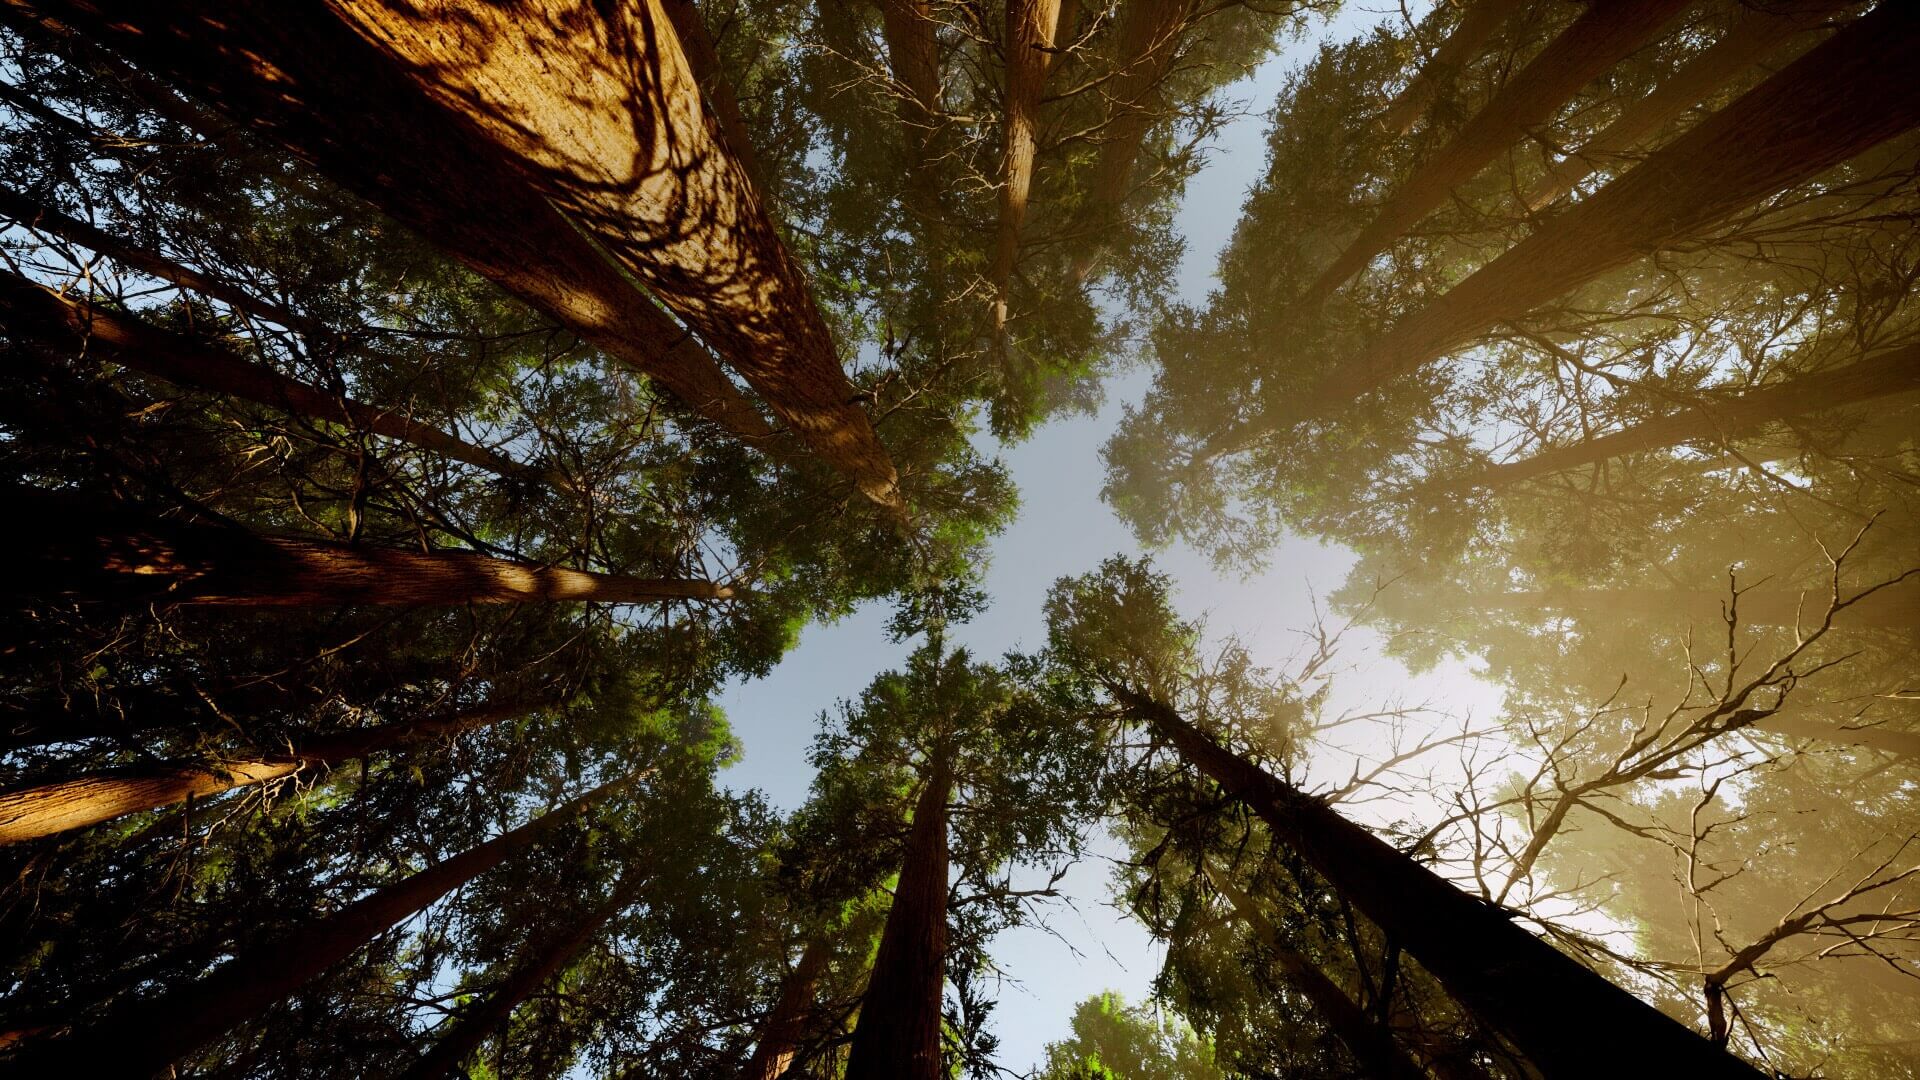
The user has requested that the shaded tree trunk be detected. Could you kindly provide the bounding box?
[0,771,640,1077]
[989,0,1064,337]
[1301,0,1692,310]
[1375,0,1529,138]
[1119,687,1762,1077]
[5,486,733,607]
[660,0,768,199]
[878,0,943,128]
[843,755,952,1080]
[744,936,833,1080]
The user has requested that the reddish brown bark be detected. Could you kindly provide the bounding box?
[1301,0,1693,311]
[844,757,952,1080]
[1,771,640,1077]
[1375,0,1529,138]
[743,936,833,1080]
[660,0,768,198]
[879,0,942,124]
[989,0,1064,336]
[8,486,734,607]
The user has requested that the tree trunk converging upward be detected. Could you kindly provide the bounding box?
[1294,2,1920,423]
[988,0,1064,337]
[2,771,640,1077]
[744,936,834,1080]
[879,0,943,129]
[0,272,555,486]
[6,486,734,607]
[1120,689,1763,1077]
[1522,0,1851,211]
[14,2,779,449]
[1300,0,1692,311]
[660,0,768,199]
[1434,342,1920,494]
[1375,0,1529,138]
[399,875,645,1080]
[844,756,952,1080]
[320,0,901,510]
[0,701,525,845]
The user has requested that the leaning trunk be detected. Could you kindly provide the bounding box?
[843,757,953,1080]
[660,0,768,198]
[989,0,1063,335]
[744,936,834,1080]
[1375,0,1529,137]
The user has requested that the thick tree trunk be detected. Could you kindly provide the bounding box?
[660,0,768,199]
[0,771,639,1077]
[13,0,775,446]
[399,875,644,1080]
[321,0,900,509]
[1375,0,1529,138]
[1439,342,1920,493]
[0,701,523,844]
[5,486,733,607]
[844,756,952,1080]
[988,0,1064,336]
[0,271,553,485]
[1301,0,1692,310]
[879,0,943,127]
[1121,688,1761,1077]
[1292,2,1920,423]
[743,936,833,1080]
[1522,0,1850,211]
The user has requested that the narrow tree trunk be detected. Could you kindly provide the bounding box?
[5,486,734,607]
[744,936,833,1080]
[0,701,524,844]
[988,0,1064,336]
[400,874,644,1080]
[1436,342,1920,493]
[1293,2,1920,423]
[844,756,952,1080]
[0,271,553,485]
[1120,688,1762,1077]
[1,771,639,1077]
[321,0,901,509]
[1301,0,1692,310]
[1375,0,1530,138]
[18,1,775,447]
[660,0,768,199]
[1522,0,1850,211]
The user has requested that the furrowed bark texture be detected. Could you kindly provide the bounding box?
[844,758,952,1080]
[1375,0,1529,138]
[1,773,636,1077]
[5,486,733,606]
[323,0,901,509]
[1124,689,1763,1077]
[743,936,833,1080]
[10,0,774,444]
[1299,2,1920,420]
[989,0,1063,334]
[1522,0,1851,211]
[1301,0,1693,310]
[0,272,548,484]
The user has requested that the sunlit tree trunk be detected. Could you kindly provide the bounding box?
[660,0,768,198]
[2,771,640,1077]
[1118,687,1762,1077]
[1300,0,1692,310]
[10,487,733,607]
[989,0,1064,337]
[1375,0,1529,138]
[844,755,952,1080]
[743,936,833,1080]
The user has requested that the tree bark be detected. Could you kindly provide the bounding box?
[12,0,775,446]
[989,0,1064,336]
[1119,688,1761,1076]
[0,271,555,485]
[0,771,639,1077]
[1522,0,1850,211]
[743,936,833,1080]
[660,0,768,199]
[1301,0,1693,310]
[844,755,952,1080]
[1375,0,1530,138]
[4,486,734,607]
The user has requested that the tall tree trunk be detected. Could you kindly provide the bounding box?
[660,0,768,199]
[844,755,952,1080]
[0,271,555,485]
[1118,688,1762,1077]
[744,936,834,1080]
[988,0,1064,337]
[0,700,525,844]
[0,771,640,1077]
[1375,0,1530,138]
[399,874,645,1080]
[6,486,734,607]
[878,0,943,125]
[320,0,901,510]
[1293,2,1920,424]
[1435,342,1920,493]
[12,1,775,447]
[1522,0,1850,211]
[1301,0,1692,310]
[1201,862,1432,1080]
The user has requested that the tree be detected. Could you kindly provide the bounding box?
[1034,991,1222,1080]
[1373,0,1527,138]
